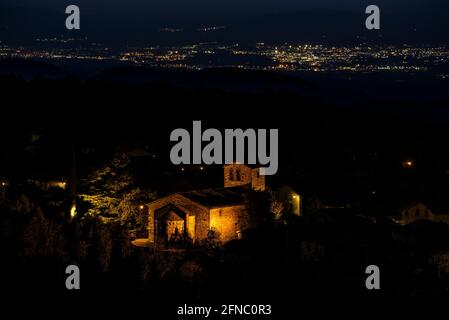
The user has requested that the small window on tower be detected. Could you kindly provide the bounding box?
[229,168,235,181]
[236,169,241,181]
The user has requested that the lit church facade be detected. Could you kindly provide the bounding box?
[147,164,273,245]
[146,163,302,245]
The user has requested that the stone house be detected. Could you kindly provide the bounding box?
[398,202,449,225]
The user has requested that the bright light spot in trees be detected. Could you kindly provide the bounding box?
[70,203,77,218]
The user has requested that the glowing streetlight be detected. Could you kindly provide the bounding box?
[403,160,415,169]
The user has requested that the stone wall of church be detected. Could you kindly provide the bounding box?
[176,201,209,242]
[147,194,209,242]
[210,205,247,242]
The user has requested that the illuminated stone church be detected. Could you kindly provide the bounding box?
[146,163,267,245]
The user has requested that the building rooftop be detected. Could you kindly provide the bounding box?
[179,185,249,209]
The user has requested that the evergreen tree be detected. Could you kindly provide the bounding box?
[80,153,156,229]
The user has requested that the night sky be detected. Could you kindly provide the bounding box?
[1,1,448,44]
[3,0,449,21]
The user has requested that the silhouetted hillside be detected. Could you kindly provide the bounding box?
[0,59,69,79]
[94,66,315,93]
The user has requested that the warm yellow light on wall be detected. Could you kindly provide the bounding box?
[70,203,77,219]
[209,208,240,241]
[291,193,301,215]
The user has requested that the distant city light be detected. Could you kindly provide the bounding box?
[0,41,445,74]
